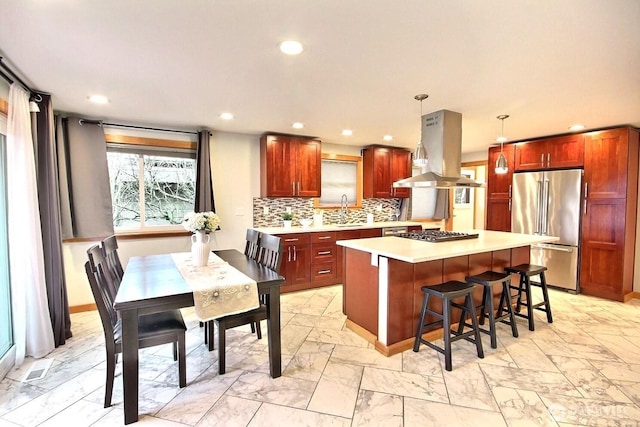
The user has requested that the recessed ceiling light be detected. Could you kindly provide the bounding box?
[219,112,234,120]
[292,122,304,129]
[279,40,304,55]
[342,129,353,136]
[88,95,109,104]
[569,124,585,132]
[383,135,393,141]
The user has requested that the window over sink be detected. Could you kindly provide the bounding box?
[316,153,362,208]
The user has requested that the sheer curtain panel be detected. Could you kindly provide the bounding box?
[35,94,71,346]
[7,84,54,364]
[56,117,113,239]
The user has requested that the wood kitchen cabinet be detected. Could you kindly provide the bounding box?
[260,133,322,197]
[514,134,584,171]
[362,146,412,198]
[310,232,337,286]
[485,144,514,231]
[279,233,311,292]
[580,127,639,301]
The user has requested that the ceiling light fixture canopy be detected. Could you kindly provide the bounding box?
[413,94,429,167]
[495,114,509,174]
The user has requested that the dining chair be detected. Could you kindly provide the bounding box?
[204,229,264,348]
[102,234,124,284]
[214,235,283,374]
[85,245,187,407]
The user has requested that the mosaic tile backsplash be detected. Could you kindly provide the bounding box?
[253,198,402,227]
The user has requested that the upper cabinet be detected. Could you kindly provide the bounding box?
[362,146,412,198]
[260,134,322,197]
[515,134,584,171]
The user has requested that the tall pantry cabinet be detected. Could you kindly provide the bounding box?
[485,144,515,232]
[580,128,639,301]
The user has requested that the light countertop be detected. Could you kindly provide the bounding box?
[253,221,424,235]
[336,230,559,263]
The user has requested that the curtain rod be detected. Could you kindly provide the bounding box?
[102,122,198,135]
[0,57,43,101]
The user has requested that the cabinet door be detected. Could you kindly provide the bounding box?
[584,129,629,199]
[547,134,584,169]
[363,147,392,198]
[282,243,310,286]
[487,145,514,198]
[485,198,511,231]
[262,135,296,197]
[391,149,411,198]
[295,138,322,197]
[515,140,546,171]
[580,198,627,299]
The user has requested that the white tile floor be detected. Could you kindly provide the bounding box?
[2,285,640,426]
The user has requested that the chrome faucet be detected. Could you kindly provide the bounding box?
[339,194,348,224]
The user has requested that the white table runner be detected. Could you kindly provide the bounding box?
[171,252,259,322]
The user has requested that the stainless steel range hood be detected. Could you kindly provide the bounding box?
[393,109,483,188]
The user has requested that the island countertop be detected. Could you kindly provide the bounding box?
[337,230,559,263]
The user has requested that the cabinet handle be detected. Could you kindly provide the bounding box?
[298,182,301,195]
[287,246,291,262]
[583,199,587,215]
[285,238,299,242]
[317,269,331,274]
[293,246,297,261]
[508,184,512,197]
[546,153,550,167]
[584,182,588,198]
[318,236,332,240]
[541,153,544,166]
[317,250,331,255]
[292,182,296,195]
[509,199,512,212]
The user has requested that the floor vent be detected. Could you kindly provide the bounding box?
[22,358,53,382]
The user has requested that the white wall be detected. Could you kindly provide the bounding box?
[64,130,261,307]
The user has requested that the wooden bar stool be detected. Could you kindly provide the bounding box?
[413,281,484,371]
[504,264,553,331]
[466,271,518,349]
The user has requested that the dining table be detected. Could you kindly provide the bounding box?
[113,249,285,425]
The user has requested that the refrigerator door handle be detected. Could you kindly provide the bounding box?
[532,243,574,253]
[542,179,550,234]
[535,180,542,234]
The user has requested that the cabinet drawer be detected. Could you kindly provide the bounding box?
[311,231,336,243]
[279,233,311,245]
[312,242,335,263]
[311,261,336,282]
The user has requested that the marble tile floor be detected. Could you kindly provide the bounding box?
[2,285,640,426]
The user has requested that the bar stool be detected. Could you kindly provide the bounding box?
[413,281,484,371]
[466,271,518,349]
[504,264,553,331]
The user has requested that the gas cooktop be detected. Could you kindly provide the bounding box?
[397,230,479,243]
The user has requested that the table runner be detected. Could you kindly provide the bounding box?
[171,252,259,322]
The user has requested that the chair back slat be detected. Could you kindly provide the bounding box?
[85,246,118,341]
[257,234,283,271]
[244,229,261,260]
[102,235,124,285]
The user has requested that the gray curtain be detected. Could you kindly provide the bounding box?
[56,116,114,239]
[34,94,71,346]
[194,130,216,213]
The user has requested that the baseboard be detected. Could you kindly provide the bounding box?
[628,292,640,301]
[69,303,96,313]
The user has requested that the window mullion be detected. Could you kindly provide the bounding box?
[138,154,146,228]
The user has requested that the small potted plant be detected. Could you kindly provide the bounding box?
[282,212,294,228]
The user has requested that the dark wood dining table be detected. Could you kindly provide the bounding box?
[114,249,285,424]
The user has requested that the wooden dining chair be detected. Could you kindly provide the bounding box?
[85,245,187,407]
[102,234,124,284]
[211,235,283,374]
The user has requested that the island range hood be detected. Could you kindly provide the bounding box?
[393,109,483,188]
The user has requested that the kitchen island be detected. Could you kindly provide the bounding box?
[336,230,558,356]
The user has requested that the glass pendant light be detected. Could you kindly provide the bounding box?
[495,114,509,174]
[413,94,429,167]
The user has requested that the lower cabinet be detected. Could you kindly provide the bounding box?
[276,228,385,293]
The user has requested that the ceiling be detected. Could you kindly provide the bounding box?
[1,1,639,154]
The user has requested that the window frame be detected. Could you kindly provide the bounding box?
[105,133,197,237]
[314,153,363,209]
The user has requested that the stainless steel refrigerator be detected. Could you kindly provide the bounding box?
[511,169,582,291]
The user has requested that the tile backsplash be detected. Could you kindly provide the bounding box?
[253,198,402,227]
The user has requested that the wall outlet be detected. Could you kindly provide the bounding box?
[263,206,269,215]
[376,204,383,212]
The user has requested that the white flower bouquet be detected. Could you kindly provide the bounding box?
[183,211,220,233]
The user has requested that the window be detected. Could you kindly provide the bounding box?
[106,134,196,231]
[316,154,362,208]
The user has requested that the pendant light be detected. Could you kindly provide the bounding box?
[495,114,509,174]
[413,94,429,167]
